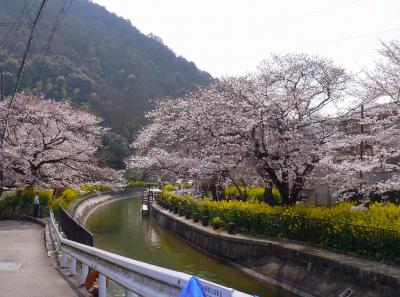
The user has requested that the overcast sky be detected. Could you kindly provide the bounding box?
[92,0,400,78]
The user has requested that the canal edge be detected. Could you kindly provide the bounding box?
[150,202,400,297]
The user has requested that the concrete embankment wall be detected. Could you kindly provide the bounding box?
[150,203,400,297]
[69,189,142,225]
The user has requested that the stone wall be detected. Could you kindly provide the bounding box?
[151,203,400,297]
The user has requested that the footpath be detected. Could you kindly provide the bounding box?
[0,220,83,297]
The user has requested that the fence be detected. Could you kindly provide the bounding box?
[162,194,400,262]
[49,210,250,297]
[230,212,400,261]
[59,207,93,246]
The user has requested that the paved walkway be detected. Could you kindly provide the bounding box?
[0,220,81,297]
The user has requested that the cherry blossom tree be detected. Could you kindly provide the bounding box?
[131,54,350,204]
[362,40,400,105]
[0,93,122,189]
[225,54,349,204]
[130,90,252,199]
[321,40,400,199]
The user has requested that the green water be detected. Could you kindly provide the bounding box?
[85,197,298,297]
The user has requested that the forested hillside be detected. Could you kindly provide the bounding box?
[0,0,211,142]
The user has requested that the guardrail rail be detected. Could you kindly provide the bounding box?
[49,210,251,297]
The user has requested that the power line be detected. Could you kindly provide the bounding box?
[38,0,74,79]
[299,0,365,17]
[0,72,12,102]
[0,0,48,147]
[284,26,400,52]
[234,26,400,64]
[0,0,40,49]
[259,0,366,37]
[9,0,48,105]
[0,1,30,48]
[24,0,33,22]
[0,22,31,27]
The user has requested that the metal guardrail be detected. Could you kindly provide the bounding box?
[49,210,251,297]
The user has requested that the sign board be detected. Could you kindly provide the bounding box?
[199,279,233,297]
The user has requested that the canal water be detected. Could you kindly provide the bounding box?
[85,196,298,297]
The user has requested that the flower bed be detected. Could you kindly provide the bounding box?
[158,190,400,262]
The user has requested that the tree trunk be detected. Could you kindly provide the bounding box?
[290,175,306,205]
[216,184,226,201]
[240,178,248,201]
[227,174,246,200]
[290,187,301,205]
[210,183,217,200]
[277,182,290,205]
[290,181,304,205]
[263,182,274,205]
[0,170,3,198]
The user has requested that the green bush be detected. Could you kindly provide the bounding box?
[0,188,54,218]
[0,190,21,217]
[163,183,175,192]
[0,187,85,218]
[225,185,281,203]
[178,182,193,189]
[80,184,110,193]
[49,197,67,215]
[50,188,81,216]
[211,216,224,229]
[39,190,53,206]
[127,180,159,189]
[62,188,79,203]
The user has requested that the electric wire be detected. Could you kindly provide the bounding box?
[9,0,48,105]
[0,22,31,27]
[298,0,365,17]
[0,1,30,48]
[284,26,400,52]
[0,0,40,49]
[37,0,74,79]
[0,0,48,148]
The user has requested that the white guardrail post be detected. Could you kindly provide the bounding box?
[61,253,68,268]
[99,273,107,297]
[80,263,89,285]
[70,258,77,275]
[49,210,251,297]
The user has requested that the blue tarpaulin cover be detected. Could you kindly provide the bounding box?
[179,276,206,297]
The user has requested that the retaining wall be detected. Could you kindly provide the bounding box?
[151,203,400,297]
[69,189,142,225]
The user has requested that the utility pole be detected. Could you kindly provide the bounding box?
[0,72,4,101]
[0,71,12,102]
[0,72,12,102]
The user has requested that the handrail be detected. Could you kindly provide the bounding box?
[49,210,251,297]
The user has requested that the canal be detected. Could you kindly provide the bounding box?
[85,196,298,297]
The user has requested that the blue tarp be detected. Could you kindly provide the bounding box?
[179,276,206,297]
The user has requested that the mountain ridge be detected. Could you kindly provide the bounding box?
[0,0,212,141]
